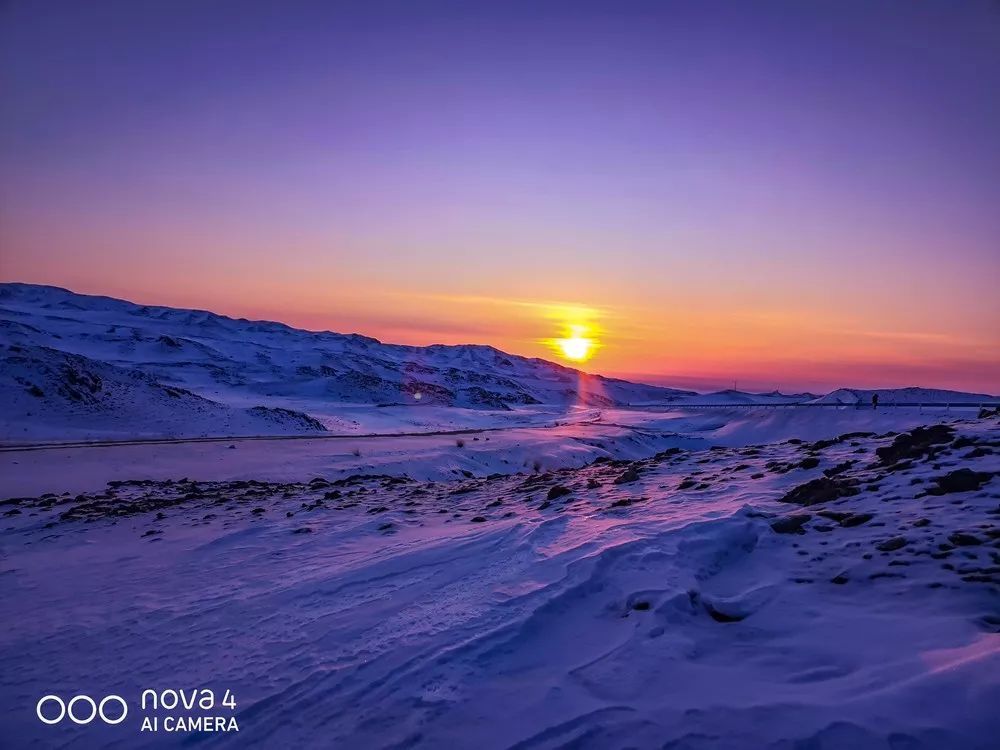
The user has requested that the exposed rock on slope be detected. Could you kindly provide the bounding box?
[0,343,327,440]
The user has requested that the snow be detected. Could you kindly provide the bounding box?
[2,284,995,446]
[1,283,999,749]
[813,388,996,406]
[0,283,696,443]
[0,420,708,497]
[1,416,997,748]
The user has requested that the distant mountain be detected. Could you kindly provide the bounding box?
[811,387,997,405]
[0,283,695,439]
[694,389,820,405]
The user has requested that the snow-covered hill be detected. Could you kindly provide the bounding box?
[0,343,328,440]
[0,283,694,439]
[2,284,995,442]
[812,387,995,405]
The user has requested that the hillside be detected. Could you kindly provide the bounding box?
[0,283,695,439]
[2,284,995,442]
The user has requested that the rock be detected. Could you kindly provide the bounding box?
[831,573,850,585]
[609,497,640,508]
[948,532,983,546]
[470,516,487,523]
[927,469,993,495]
[655,447,683,459]
[876,536,908,552]
[631,600,651,611]
[875,424,954,465]
[838,431,876,441]
[913,518,931,528]
[769,514,812,534]
[546,485,572,501]
[962,446,993,458]
[823,460,855,477]
[840,512,874,528]
[613,467,641,484]
[780,477,860,506]
[798,457,821,470]
[963,574,1000,584]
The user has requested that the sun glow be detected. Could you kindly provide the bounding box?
[555,324,597,363]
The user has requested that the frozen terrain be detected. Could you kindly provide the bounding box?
[1,416,998,748]
[1,283,999,749]
[0,284,697,441]
[4,284,993,444]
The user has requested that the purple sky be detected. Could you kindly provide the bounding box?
[1,0,998,392]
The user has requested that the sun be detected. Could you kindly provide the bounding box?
[558,335,593,361]
[555,325,596,362]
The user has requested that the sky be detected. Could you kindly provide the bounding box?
[1,0,998,393]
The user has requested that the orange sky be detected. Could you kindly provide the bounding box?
[2,246,996,394]
[1,1,998,394]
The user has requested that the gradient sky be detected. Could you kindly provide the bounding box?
[1,0,998,393]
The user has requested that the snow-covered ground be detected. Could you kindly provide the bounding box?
[0,419,706,497]
[1,415,997,748]
[0,406,986,498]
[2,283,999,749]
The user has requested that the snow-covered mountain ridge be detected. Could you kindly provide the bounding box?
[0,283,696,439]
[1,283,995,441]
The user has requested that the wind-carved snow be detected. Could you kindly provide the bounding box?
[1,418,997,748]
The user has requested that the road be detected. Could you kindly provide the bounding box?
[0,409,605,453]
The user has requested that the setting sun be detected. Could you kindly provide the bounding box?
[559,336,592,361]
[555,325,597,362]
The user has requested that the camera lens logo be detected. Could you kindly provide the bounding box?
[36,695,128,725]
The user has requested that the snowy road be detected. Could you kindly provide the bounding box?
[0,409,605,453]
[0,417,705,498]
